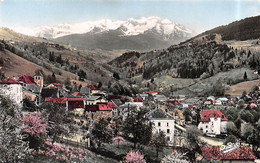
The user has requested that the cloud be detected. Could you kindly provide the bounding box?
[0,0,4,2]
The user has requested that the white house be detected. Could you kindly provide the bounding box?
[147,108,175,145]
[198,110,228,136]
[0,78,23,108]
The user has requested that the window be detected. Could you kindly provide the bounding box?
[206,125,208,128]
[167,122,169,126]
[167,129,170,133]
[167,136,170,141]
[158,122,161,126]
[212,122,214,125]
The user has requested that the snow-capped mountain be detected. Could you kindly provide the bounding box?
[14,16,194,39]
[13,17,195,50]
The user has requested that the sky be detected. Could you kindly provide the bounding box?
[1,0,260,33]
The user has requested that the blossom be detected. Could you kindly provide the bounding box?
[124,150,145,163]
[20,113,48,136]
[113,136,124,144]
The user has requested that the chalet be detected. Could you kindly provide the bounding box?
[18,75,41,93]
[201,146,256,163]
[85,104,113,122]
[80,85,99,95]
[198,110,228,136]
[45,97,85,110]
[85,95,107,105]
[146,108,175,145]
[0,78,23,108]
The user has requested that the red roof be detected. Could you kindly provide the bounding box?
[87,85,98,90]
[201,146,256,160]
[201,110,228,122]
[134,97,143,102]
[45,97,85,105]
[168,100,181,105]
[18,75,35,84]
[67,98,85,101]
[73,92,83,96]
[0,78,20,84]
[85,104,112,112]
[146,91,158,95]
[52,83,63,87]
[45,97,67,104]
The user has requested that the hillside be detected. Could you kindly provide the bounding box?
[0,27,47,43]
[190,15,260,41]
[110,33,260,96]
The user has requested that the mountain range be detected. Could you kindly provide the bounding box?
[13,17,195,51]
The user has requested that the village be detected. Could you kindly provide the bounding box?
[0,72,259,163]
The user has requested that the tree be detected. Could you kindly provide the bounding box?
[91,118,112,147]
[48,52,55,62]
[0,96,30,162]
[77,69,86,80]
[243,72,248,80]
[226,122,240,137]
[113,136,124,148]
[97,81,102,88]
[45,73,57,84]
[41,103,77,144]
[56,54,63,65]
[124,150,145,163]
[113,72,120,80]
[185,126,202,161]
[149,131,168,160]
[247,130,260,153]
[20,113,48,149]
[183,109,192,122]
[122,108,152,148]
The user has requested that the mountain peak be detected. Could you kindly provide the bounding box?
[12,17,194,39]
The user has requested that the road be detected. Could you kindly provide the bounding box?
[175,124,224,146]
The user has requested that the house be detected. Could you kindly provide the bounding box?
[198,110,228,136]
[45,83,65,97]
[85,95,107,105]
[80,85,99,95]
[18,75,41,93]
[146,108,175,145]
[85,104,113,122]
[45,97,85,110]
[201,146,256,163]
[0,78,23,108]
[45,97,68,108]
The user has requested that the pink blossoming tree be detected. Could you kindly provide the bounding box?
[20,113,48,149]
[124,150,145,163]
[113,136,124,148]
